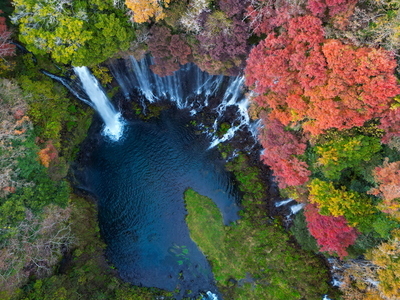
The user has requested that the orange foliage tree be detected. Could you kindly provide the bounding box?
[245,15,400,136]
[369,158,400,219]
[125,0,171,23]
[38,140,58,168]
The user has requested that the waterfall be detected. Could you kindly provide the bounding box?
[290,203,305,214]
[275,199,295,207]
[41,67,124,141]
[43,56,255,146]
[202,291,219,300]
[275,199,304,216]
[73,67,124,141]
[109,56,254,148]
[109,56,225,109]
[208,77,249,148]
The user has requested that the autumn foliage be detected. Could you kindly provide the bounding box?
[125,0,171,23]
[193,11,250,75]
[245,15,327,128]
[369,159,400,219]
[307,0,357,18]
[367,229,400,299]
[38,140,58,168]
[379,107,400,143]
[308,179,375,228]
[259,114,310,188]
[311,40,400,134]
[245,15,400,136]
[246,0,305,36]
[304,203,359,259]
[0,10,15,58]
[218,0,250,18]
[148,26,192,76]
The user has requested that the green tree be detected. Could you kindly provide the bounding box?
[12,0,135,66]
[315,135,382,180]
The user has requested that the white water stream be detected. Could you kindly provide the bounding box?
[73,66,124,141]
[109,56,253,148]
[275,198,305,215]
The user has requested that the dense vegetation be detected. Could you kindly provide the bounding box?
[1,0,400,299]
[184,152,334,299]
[243,1,400,298]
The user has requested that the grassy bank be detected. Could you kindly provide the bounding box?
[184,153,339,300]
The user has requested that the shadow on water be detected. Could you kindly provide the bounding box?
[74,107,241,299]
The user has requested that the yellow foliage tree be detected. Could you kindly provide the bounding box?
[367,229,400,299]
[329,257,388,300]
[308,178,375,228]
[125,0,171,23]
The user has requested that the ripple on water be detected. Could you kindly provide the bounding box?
[80,109,240,299]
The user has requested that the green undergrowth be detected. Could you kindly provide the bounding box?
[15,52,94,155]
[184,152,338,300]
[13,196,171,300]
[0,129,70,241]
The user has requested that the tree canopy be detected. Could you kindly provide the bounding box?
[11,0,135,66]
[246,15,400,136]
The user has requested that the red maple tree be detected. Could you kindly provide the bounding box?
[379,108,400,143]
[0,11,15,59]
[304,203,359,259]
[258,114,310,188]
[307,0,357,18]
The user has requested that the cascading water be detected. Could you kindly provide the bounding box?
[203,291,220,300]
[275,199,295,207]
[209,76,249,148]
[109,56,253,148]
[109,56,225,108]
[275,198,305,216]
[73,67,124,141]
[290,203,305,214]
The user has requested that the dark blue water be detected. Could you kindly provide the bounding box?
[80,108,240,298]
